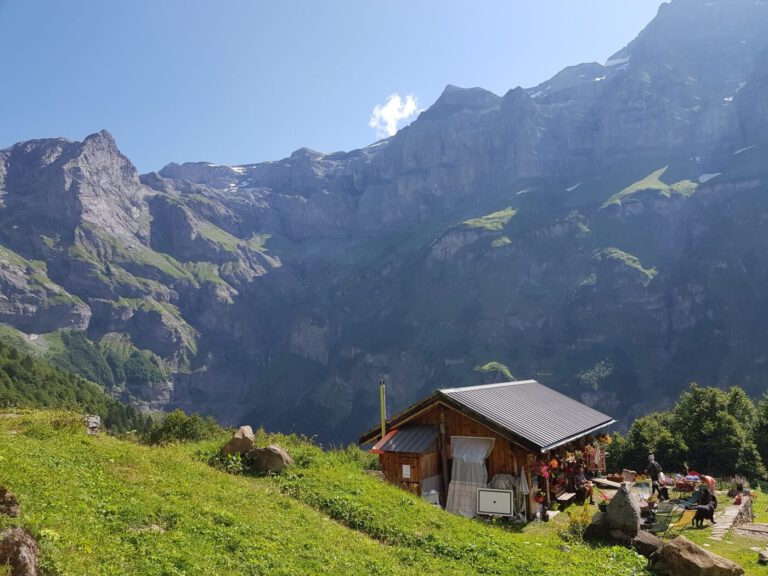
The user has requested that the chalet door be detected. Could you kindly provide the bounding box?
[445,436,495,517]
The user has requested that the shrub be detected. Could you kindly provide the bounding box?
[143,409,221,445]
[208,452,245,475]
[338,443,379,470]
[561,503,592,542]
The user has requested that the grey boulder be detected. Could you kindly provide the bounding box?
[650,536,744,576]
[606,482,641,536]
[632,530,663,557]
[244,445,293,474]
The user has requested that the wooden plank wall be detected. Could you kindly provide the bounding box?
[411,404,532,476]
[409,403,539,515]
[379,452,427,495]
[419,451,439,480]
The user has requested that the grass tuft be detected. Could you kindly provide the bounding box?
[602,166,697,208]
[592,247,657,286]
[464,207,517,231]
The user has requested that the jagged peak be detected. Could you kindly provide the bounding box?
[80,130,125,161]
[83,129,117,146]
[3,136,71,152]
[139,171,165,189]
[440,84,466,95]
[501,86,534,104]
[157,160,243,188]
[419,85,501,121]
[435,84,500,104]
[290,147,325,159]
[2,131,118,160]
[612,0,768,67]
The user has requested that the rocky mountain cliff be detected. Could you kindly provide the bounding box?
[2,0,768,441]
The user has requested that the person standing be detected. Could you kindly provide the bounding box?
[646,454,663,499]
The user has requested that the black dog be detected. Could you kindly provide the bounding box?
[692,495,718,528]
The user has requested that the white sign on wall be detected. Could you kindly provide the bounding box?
[402,464,411,479]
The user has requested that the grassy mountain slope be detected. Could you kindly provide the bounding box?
[0,410,648,575]
[0,324,173,413]
[0,340,147,432]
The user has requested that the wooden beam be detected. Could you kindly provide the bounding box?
[544,450,551,509]
[440,406,449,507]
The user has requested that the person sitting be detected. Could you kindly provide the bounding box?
[572,465,594,505]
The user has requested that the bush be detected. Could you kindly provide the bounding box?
[208,452,245,475]
[561,503,592,542]
[144,409,221,445]
[338,443,379,470]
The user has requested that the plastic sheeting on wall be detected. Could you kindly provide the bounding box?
[445,436,495,517]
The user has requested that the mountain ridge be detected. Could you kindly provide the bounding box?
[2,0,768,441]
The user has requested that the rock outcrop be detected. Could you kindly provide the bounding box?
[606,483,641,536]
[84,415,101,436]
[758,548,768,565]
[585,483,658,555]
[0,247,90,333]
[0,527,37,576]
[221,426,255,456]
[0,487,19,518]
[632,529,663,558]
[650,536,744,576]
[244,445,293,474]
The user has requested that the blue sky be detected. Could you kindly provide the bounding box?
[0,1,663,172]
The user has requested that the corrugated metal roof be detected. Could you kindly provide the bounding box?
[379,425,439,454]
[440,380,615,452]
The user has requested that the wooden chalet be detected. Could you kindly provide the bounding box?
[359,380,615,519]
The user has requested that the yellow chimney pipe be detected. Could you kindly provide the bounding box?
[379,380,387,439]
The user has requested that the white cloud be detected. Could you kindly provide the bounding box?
[369,93,420,139]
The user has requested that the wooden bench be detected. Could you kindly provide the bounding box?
[555,488,576,508]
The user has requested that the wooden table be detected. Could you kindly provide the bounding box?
[592,478,622,490]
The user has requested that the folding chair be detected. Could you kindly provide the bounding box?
[678,489,701,508]
[646,514,672,534]
[662,509,696,538]
[646,503,678,534]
